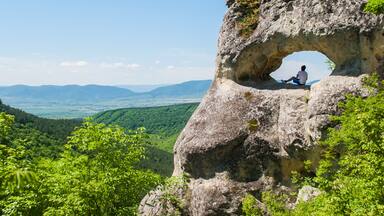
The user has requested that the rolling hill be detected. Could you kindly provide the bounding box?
[0,99,81,141]
[92,103,199,175]
[0,80,211,118]
[145,80,211,98]
[0,100,198,176]
[93,103,199,135]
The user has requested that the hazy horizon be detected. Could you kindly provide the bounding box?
[0,79,212,87]
[0,1,331,86]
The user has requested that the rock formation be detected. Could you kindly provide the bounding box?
[140,0,384,215]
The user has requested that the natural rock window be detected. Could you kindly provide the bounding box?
[270,51,333,86]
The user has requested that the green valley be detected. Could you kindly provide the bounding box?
[93,103,199,176]
[0,100,198,215]
[0,80,210,119]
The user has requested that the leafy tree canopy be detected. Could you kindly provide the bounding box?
[0,114,162,215]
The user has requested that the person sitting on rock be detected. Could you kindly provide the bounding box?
[282,65,308,85]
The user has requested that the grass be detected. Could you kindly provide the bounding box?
[247,119,259,132]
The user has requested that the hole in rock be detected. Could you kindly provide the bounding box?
[270,51,333,86]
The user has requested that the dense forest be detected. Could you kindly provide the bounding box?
[93,103,199,136]
[0,101,198,215]
[0,107,163,215]
[93,103,199,176]
[0,100,81,141]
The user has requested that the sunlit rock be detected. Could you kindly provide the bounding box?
[140,0,384,215]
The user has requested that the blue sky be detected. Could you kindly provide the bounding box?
[0,0,330,85]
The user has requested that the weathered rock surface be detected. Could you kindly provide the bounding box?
[218,0,384,82]
[295,186,322,204]
[140,0,384,215]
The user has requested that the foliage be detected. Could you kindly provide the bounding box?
[0,112,39,215]
[261,192,291,216]
[93,103,198,136]
[160,174,190,215]
[0,114,163,215]
[38,121,162,215]
[0,100,81,141]
[139,144,173,176]
[0,112,14,139]
[242,194,262,216]
[365,0,384,14]
[325,59,336,71]
[242,192,291,216]
[235,0,261,37]
[310,74,384,215]
[291,160,315,187]
[93,103,198,176]
[247,119,259,132]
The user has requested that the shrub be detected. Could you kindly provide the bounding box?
[365,0,384,14]
[242,193,262,216]
[235,0,261,37]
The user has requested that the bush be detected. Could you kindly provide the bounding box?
[365,0,384,14]
[0,118,163,215]
[235,0,261,37]
[242,193,262,216]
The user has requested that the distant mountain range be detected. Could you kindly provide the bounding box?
[145,80,211,98]
[0,80,212,102]
[117,84,167,93]
[0,84,136,102]
[0,80,211,118]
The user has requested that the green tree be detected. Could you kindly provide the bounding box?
[39,121,162,215]
[0,114,162,215]
[310,75,384,215]
[0,112,39,215]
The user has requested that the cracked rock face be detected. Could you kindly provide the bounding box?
[140,0,383,215]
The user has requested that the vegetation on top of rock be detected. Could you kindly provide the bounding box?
[235,0,260,37]
[242,194,262,216]
[365,0,384,14]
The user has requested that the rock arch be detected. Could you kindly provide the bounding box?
[216,0,384,84]
[270,51,332,84]
[140,1,384,215]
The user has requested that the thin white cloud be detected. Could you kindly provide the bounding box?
[60,61,88,67]
[100,62,140,69]
[167,65,175,69]
[155,60,161,64]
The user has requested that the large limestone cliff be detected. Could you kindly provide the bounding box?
[140,0,384,215]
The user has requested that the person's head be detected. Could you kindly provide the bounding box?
[301,65,306,71]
